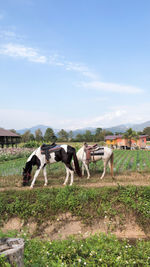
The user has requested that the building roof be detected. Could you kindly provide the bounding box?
[0,128,20,137]
[104,135,123,140]
[139,135,148,138]
[105,134,148,140]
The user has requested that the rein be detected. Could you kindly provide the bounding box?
[23,171,32,182]
[27,172,32,179]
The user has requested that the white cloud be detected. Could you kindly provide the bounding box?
[49,55,96,78]
[0,109,52,130]
[65,62,96,79]
[0,30,25,42]
[0,43,47,63]
[0,42,96,79]
[0,30,16,38]
[0,41,144,96]
[0,103,150,130]
[66,110,127,129]
[80,81,143,94]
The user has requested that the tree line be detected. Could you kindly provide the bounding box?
[20,127,112,143]
[19,126,150,143]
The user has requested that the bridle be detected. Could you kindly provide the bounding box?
[23,171,32,183]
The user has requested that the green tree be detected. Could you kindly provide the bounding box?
[35,129,43,142]
[68,130,73,141]
[96,130,113,142]
[94,128,103,142]
[44,128,55,142]
[123,128,138,148]
[58,129,69,142]
[83,130,93,142]
[95,128,102,135]
[143,127,150,140]
[75,133,84,142]
[30,133,35,141]
[21,130,32,142]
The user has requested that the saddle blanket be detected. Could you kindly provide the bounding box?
[41,143,61,161]
[86,146,104,162]
[90,147,104,156]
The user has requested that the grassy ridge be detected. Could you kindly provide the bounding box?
[0,186,150,229]
[1,186,150,266]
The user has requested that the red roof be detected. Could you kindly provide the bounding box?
[105,134,148,140]
[0,128,20,137]
[105,135,123,140]
[139,135,148,138]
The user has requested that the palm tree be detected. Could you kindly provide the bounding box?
[123,128,138,149]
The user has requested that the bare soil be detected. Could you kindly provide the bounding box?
[2,212,149,241]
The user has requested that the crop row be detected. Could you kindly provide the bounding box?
[0,150,150,177]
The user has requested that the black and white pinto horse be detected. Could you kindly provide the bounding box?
[76,144,114,180]
[23,144,81,188]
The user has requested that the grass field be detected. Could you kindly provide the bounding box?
[0,149,150,188]
[1,148,150,266]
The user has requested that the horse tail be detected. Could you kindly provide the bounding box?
[110,152,114,178]
[73,150,82,177]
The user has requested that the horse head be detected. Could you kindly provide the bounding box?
[22,167,32,186]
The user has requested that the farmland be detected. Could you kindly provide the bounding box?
[0,147,150,266]
[1,149,150,188]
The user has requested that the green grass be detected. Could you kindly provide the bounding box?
[23,234,150,266]
[0,186,150,229]
[1,150,150,179]
[0,230,150,266]
[1,186,150,266]
[1,148,150,266]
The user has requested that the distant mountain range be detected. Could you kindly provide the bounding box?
[16,121,150,136]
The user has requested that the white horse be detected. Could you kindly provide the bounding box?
[76,144,114,179]
[23,144,81,188]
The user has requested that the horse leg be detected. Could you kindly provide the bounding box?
[82,163,85,176]
[64,163,74,186]
[43,164,48,186]
[63,166,69,185]
[83,161,90,179]
[30,166,42,188]
[108,161,111,172]
[110,153,114,178]
[69,168,74,186]
[100,159,108,179]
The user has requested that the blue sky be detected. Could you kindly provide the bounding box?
[0,0,150,130]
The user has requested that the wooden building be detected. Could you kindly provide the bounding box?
[105,135,148,149]
[0,128,21,148]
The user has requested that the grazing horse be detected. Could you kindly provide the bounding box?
[22,144,81,188]
[76,143,114,179]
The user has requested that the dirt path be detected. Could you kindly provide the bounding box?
[0,172,150,191]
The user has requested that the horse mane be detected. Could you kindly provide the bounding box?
[25,154,41,174]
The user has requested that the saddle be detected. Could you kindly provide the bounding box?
[41,143,61,161]
[84,143,104,162]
